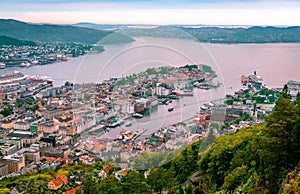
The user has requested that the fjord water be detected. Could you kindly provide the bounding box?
[1,37,299,92]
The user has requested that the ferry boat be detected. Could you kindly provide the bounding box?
[0,62,5,69]
[29,74,54,84]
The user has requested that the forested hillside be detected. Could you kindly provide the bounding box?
[0,36,36,46]
[121,25,300,43]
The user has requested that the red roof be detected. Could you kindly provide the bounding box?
[200,114,211,120]
[50,178,63,188]
[63,186,82,194]
[103,164,113,173]
[59,174,68,184]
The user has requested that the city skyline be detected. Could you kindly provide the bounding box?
[1,0,300,25]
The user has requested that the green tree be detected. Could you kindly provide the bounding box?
[98,174,122,194]
[81,174,98,194]
[147,168,167,193]
[0,107,13,117]
[282,84,292,99]
[121,170,151,194]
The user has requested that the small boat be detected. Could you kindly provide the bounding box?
[200,105,208,111]
[132,113,143,118]
[106,120,121,128]
[125,121,132,127]
[0,63,5,69]
[168,107,174,112]
[20,62,31,67]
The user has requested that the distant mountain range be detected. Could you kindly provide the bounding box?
[0,19,111,44]
[72,22,128,30]
[1,19,300,44]
[120,25,300,43]
[181,26,300,43]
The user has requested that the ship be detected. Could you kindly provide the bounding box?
[241,71,263,90]
[29,74,54,84]
[0,62,5,69]
[0,71,28,84]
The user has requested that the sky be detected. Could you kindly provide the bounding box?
[0,0,299,25]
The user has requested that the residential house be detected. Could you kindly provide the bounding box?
[114,168,131,180]
[98,164,113,178]
[48,174,68,190]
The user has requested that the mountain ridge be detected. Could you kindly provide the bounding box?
[0,19,111,44]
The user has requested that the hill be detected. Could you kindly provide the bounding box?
[0,36,36,46]
[121,25,300,43]
[182,26,300,43]
[0,19,111,44]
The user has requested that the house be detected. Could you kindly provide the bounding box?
[63,186,82,194]
[114,168,131,180]
[98,164,113,178]
[48,174,68,190]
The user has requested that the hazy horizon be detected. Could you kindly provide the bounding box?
[1,18,299,28]
[1,0,300,26]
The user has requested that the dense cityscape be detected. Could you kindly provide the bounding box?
[0,46,299,192]
[0,42,94,68]
[0,0,300,192]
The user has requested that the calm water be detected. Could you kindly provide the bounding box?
[1,37,299,92]
[1,37,300,134]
